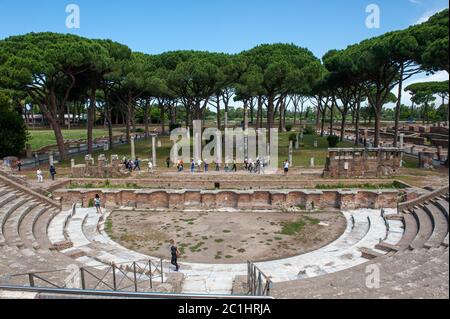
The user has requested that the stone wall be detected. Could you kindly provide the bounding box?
[54,188,399,210]
[323,148,403,178]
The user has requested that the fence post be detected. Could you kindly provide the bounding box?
[160,259,164,283]
[28,273,35,287]
[80,268,86,290]
[112,263,117,291]
[133,262,138,292]
[149,260,153,289]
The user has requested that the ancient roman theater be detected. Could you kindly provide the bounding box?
[0,163,448,298]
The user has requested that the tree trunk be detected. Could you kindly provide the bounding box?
[87,87,96,155]
[393,63,404,147]
[340,110,347,142]
[160,104,165,134]
[216,95,221,130]
[144,100,150,136]
[355,93,361,146]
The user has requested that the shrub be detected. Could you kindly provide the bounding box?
[0,107,28,157]
[327,135,340,147]
[285,124,293,131]
[303,125,316,135]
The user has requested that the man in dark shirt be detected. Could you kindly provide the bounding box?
[170,239,180,271]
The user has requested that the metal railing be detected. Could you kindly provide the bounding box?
[247,262,272,297]
[0,285,273,299]
[1,259,164,293]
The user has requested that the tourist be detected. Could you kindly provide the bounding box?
[49,165,56,181]
[232,160,237,172]
[215,161,220,171]
[197,159,202,172]
[283,160,289,176]
[190,159,195,173]
[169,239,180,271]
[17,159,22,172]
[204,161,209,172]
[166,157,171,168]
[94,194,102,214]
[134,158,141,171]
[148,160,153,173]
[224,163,229,172]
[36,169,43,183]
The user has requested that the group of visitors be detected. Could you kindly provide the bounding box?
[123,157,141,171]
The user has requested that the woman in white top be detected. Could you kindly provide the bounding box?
[36,169,43,183]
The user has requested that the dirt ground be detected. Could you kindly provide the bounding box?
[106,210,346,263]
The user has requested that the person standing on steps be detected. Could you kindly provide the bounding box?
[170,239,180,271]
[94,194,102,215]
[49,165,56,181]
[36,168,43,183]
[166,157,171,169]
[283,159,289,176]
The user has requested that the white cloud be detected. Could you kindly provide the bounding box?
[385,71,449,109]
[409,0,422,4]
[415,7,448,24]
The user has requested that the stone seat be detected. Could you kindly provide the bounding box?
[409,207,433,250]
[422,202,449,248]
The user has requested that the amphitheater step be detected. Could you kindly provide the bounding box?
[394,213,418,251]
[409,207,433,250]
[422,202,449,248]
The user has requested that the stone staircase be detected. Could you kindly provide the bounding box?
[0,181,180,295]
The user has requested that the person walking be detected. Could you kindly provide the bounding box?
[170,239,180,271]
[94,194,102,215]
[197,159,202,172]
[36,169,43,183]
[166,157,171,169]
[190,159,195,173]
[204,161,209,172]
[49,165,56,181]
[17,159,22,172]
[148,160,154,173]
[283,160,289,176]
[134,158,141,171]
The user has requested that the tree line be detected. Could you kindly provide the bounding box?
[0,9,448,159]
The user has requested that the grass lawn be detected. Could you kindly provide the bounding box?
[54,132,354,168]
[27,128,124,150]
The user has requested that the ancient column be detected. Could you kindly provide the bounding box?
[130,136,135,160]
[151,135,157,166]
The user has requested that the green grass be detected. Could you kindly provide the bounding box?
[314,181,407,190]
[279,215,321,236]
[279,220,306,236]
[27,128,124,150]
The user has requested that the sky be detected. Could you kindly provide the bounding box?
[0,0,448,108]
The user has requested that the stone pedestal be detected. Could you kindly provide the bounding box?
[310,157,315,168]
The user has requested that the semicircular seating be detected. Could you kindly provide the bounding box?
[0,174,448,298]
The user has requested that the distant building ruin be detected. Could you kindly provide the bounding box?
[323,148,403,178]
[71,154,129,178]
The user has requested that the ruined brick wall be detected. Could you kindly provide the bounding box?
[323,148,402,178]
[53,189,399,210]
